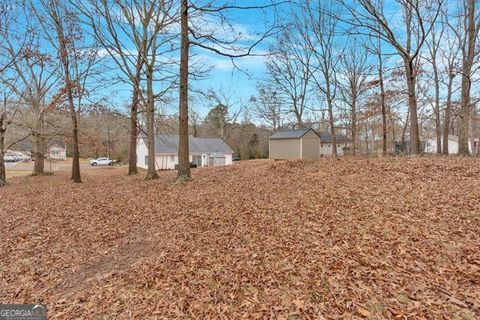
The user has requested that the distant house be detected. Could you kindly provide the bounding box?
[425,135,472,154]
[395,137,427,154]
[269,128,352,160]
[47,141,67,161]
[137,135,234,170]
[395,135,476,154]
[269,128,320,160]
[318,132,352,156]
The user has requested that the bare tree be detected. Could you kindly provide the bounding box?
[339,0,444,155]
[440,7,462,154]
[35,0,99,182]
[189,108,201,138]
[374,38,388,156]
[424,17,446,154]
[203,88,245,140]
[176,0,283,181]
[2,36,60,175]
[0,94,19,186]
[252,82,284,131]
[76,0,147,175]
[0,2,59,176]
[458,0,480,155]
[76,0,178,179]
[0,97,8,186]
[339,40,372,155]
[138,1,177,180]
[298,0,342,157]
[266,28,313,128]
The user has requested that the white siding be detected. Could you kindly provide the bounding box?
[425,137,472,154]
[225,154,233,165]
[137,138,149,169]
[320,142,349,156]
[155,154,178,170]
[320,143,332,156]
[136,138,234,170]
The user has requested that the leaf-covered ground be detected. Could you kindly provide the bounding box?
[1,157,479,319]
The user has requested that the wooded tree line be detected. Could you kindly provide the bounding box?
[1,0,480,186]
[255,0,480,157]
[0,0,278,186]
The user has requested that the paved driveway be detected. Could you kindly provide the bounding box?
[5,160,97,172]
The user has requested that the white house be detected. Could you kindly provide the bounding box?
[424,135,472,154]
[137,135,234,170]
[318,132,352,156]
[47,141,67,161]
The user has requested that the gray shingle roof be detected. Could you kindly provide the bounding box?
[270,128,318,140]
[142,135,234,155]
[318,132,351,143]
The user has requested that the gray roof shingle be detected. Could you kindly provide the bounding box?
[142,135,234,155]
[269,128,318,140]
[318,132,352,143]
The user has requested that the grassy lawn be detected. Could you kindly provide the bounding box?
[5,171,32,178]
[0,158,479,319]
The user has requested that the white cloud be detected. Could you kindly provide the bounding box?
[198,51,268,72]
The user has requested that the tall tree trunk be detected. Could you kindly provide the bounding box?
[128,58,142,175]
[32,102,45,175]
[295,113,304,129]
[70,103,81,182]
[32,132,45,175]
[364,126,369,155]
[429,26,443,154]
[128,85,139,175]
[145,65,158,180]
[443,74,454,154]
[404,59,420,154]
[378,50,387,156]
[327,99,337,157]
[401,107,410,153]
[177,0,191,182]
[432,61,442,154]
[351,98,357,156]
[0,117,6,186]
[56,22,81,182]
[459,0,476,156]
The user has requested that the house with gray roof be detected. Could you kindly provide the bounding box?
[269,128,352,159]
[318,132,352,156]
[137,135,234,170]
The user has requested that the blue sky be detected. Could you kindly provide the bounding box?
[12,0,453,124]
[96,1,286,117]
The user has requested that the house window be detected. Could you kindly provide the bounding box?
[170,155,175,161]
[145,155,148,165]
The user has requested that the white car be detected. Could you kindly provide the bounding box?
[89,157,115,166]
